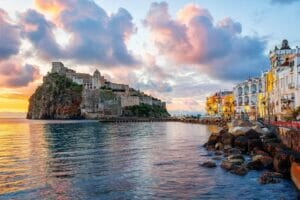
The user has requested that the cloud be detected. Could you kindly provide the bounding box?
[19,9,62,59]
[144,2,268,81]
[271,0,300,4]
[20,0,138,66]
[0,61,40,87]
[0,9,21,60]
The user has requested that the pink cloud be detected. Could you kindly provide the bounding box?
[0,60,40,88]
[0,8,21,60]
[144,2,268,81]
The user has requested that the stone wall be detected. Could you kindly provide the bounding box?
[81,89,122,118]
[278,127,300,153]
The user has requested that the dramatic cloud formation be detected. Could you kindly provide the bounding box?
[144,2,268,81]
[0,9,21,60]
[271,0,300,4]
[0,61,40,87]
[19,0,137,66]
[19,9,62,59]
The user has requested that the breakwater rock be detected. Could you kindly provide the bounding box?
[178,118,228,127]
[202,119,300,187]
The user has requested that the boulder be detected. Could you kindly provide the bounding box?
[228,159,244,165]
[200,161,217,168]
[234,136,249,152]
[223,145,232,151]
[207,134,220,146]
[248,139,263,152]
[230,165,248,176]
[221,132,234,146]
[273,151,291,175]
[230,119,253,127]
[263,142,283,157]
[259,172,284,184]
[247,160,264,170]
[262,127,271,134]
[227,148,242,155]
[221,160,235,171]
[229,126,251,137]
[228,154,245,161]
[245,129,261,139]
[252,155,273,168]
[212,156,223,160]
[215,142,224,151]
[251,149,270,157]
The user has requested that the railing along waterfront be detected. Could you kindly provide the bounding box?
[270,121,300,130]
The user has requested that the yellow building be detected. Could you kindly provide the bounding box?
[206,95,218,116]
[206,91,234,119]
[221,93,234,119]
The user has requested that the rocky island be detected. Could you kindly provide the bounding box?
[27,62,170,119]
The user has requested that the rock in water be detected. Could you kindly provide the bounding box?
[27,73,83,119]
[245,129,261,139]
[230,165,248,176]
[273,151,291,175]
[234,136,249,152]
[201,161,217,168]
[221,160,235,171]
[229,126,251,137]
[259,172,284,184]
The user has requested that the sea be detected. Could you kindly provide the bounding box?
[0,119,298,199]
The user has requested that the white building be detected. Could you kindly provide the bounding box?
[268,40,300,119]
[233,77,264,119]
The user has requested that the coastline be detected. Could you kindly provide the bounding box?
[201,119,300,192]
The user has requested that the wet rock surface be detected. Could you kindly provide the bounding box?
[200,161,217,168]
[259,172,284,184]
[203,119,300,186]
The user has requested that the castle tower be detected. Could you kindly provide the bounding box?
[280,39,291,50]
[92,69,101,89]
[51,62,66,75]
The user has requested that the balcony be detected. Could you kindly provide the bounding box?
[288,83,295,89]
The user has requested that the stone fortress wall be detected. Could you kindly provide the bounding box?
[51,62,166,118]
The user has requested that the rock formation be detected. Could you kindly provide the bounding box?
[27,73,83,119]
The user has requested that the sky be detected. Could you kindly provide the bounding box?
[0,0,300,117]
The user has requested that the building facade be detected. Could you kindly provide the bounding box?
[233,77,264,120]
[267,40,300,120]
[206,91,234,119]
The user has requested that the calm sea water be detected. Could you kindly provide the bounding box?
[0,119,298,199]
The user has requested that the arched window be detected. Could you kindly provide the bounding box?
[258,81,262,92]
[244,96,249,105]
[238,97,243,106]
[244,85,249,95]
[251,84,257,94]
[251,95,257,105]
[238,87,243,96]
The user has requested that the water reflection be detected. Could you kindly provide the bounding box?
[0,119,297,199]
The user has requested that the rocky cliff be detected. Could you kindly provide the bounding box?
[27,73,83,119]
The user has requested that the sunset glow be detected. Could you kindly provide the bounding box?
[0,0,300,117]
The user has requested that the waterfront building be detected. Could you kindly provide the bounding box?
[267,40,300,120]
[233,77,264,120]
[206,91,234,119]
